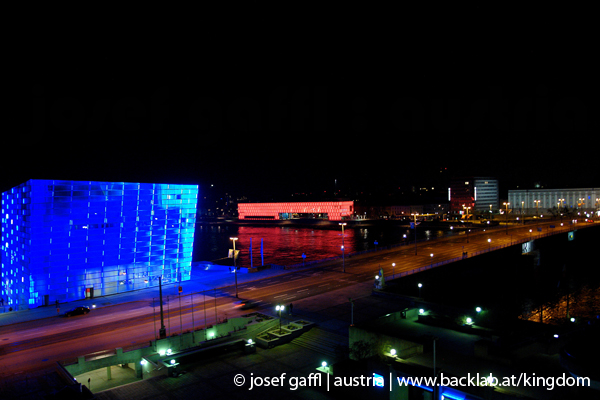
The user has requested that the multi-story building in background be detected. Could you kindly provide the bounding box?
[1,180,198,309]
[508,188,600,215]
[449,177,499,215]
[238,201,354,221]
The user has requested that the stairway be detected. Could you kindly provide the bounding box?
[291,327,348,359]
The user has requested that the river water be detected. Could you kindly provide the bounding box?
[192,222,600,324]
[192,222,453,267]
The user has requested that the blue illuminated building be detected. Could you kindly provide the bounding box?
[1,180,198,309]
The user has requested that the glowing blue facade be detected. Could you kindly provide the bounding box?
[1,180,198,309]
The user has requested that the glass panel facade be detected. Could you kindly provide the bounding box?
[238,201,354,221]
[1,180,198,309]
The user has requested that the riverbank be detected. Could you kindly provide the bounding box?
[196,217,514,230]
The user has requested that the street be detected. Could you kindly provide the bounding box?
[0,219,593,377]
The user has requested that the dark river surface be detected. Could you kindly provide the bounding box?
[192,221,450,267]
[192,221,600,325]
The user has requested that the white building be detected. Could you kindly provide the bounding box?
[508,188,600,215]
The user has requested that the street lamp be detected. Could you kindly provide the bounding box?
[230,237,239,298]
[418,283,423,297]
[392,262,395,279]
[411,213,418,255]
[339,223,347,273]
[488,238,491,251]
[276,304,285,331]
[521,201,525,224]
[503,202,510,234]
[558,198,565,225]
[534,199,541,232]
[462,205,471,222]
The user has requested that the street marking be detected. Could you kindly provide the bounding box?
[297,289,309,292]
[274,294,288,298]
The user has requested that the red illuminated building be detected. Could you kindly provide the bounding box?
[238,201,354,221]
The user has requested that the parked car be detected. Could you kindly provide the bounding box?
[64,306,90,317]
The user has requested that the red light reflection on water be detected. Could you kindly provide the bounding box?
[235,225,357,267]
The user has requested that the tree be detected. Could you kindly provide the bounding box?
[349,340,374,361]
[349,338,388,361]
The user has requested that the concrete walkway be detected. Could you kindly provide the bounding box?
[0,263,300,327]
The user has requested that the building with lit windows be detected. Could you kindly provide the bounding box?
[238,201,354,221]
[508,188,600,215]
[448,177,499,214]
[1,180,198,310]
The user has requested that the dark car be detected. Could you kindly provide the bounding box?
[64,306,90,317]
[232,299,258,310]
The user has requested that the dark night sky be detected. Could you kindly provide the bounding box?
[8,5,599,202]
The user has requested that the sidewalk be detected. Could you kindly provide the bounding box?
[0,262,300,327]
[2,221,592,328]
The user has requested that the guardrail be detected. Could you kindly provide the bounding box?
[281,221,594,273]
[281,223,510,270]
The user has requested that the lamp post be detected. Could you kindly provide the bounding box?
[463,205,471,244]
[521,201,525,224]
[276,304,285,332]
[462,205,471,222]
[418,283,422,297]
[488,238,491,251]
[158,276,166,339]
[339,223,347,273]
[558,198,565,225]
[412,213,418,255]
[230,237,239,298]
[503,202,510,234]
[392,263,395,279]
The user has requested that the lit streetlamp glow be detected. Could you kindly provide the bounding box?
[230,237,239,298]
[339,222,347,273]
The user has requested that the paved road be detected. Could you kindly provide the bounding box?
[0,220,594,376]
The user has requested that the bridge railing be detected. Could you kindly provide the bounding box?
[281,222,582,271]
